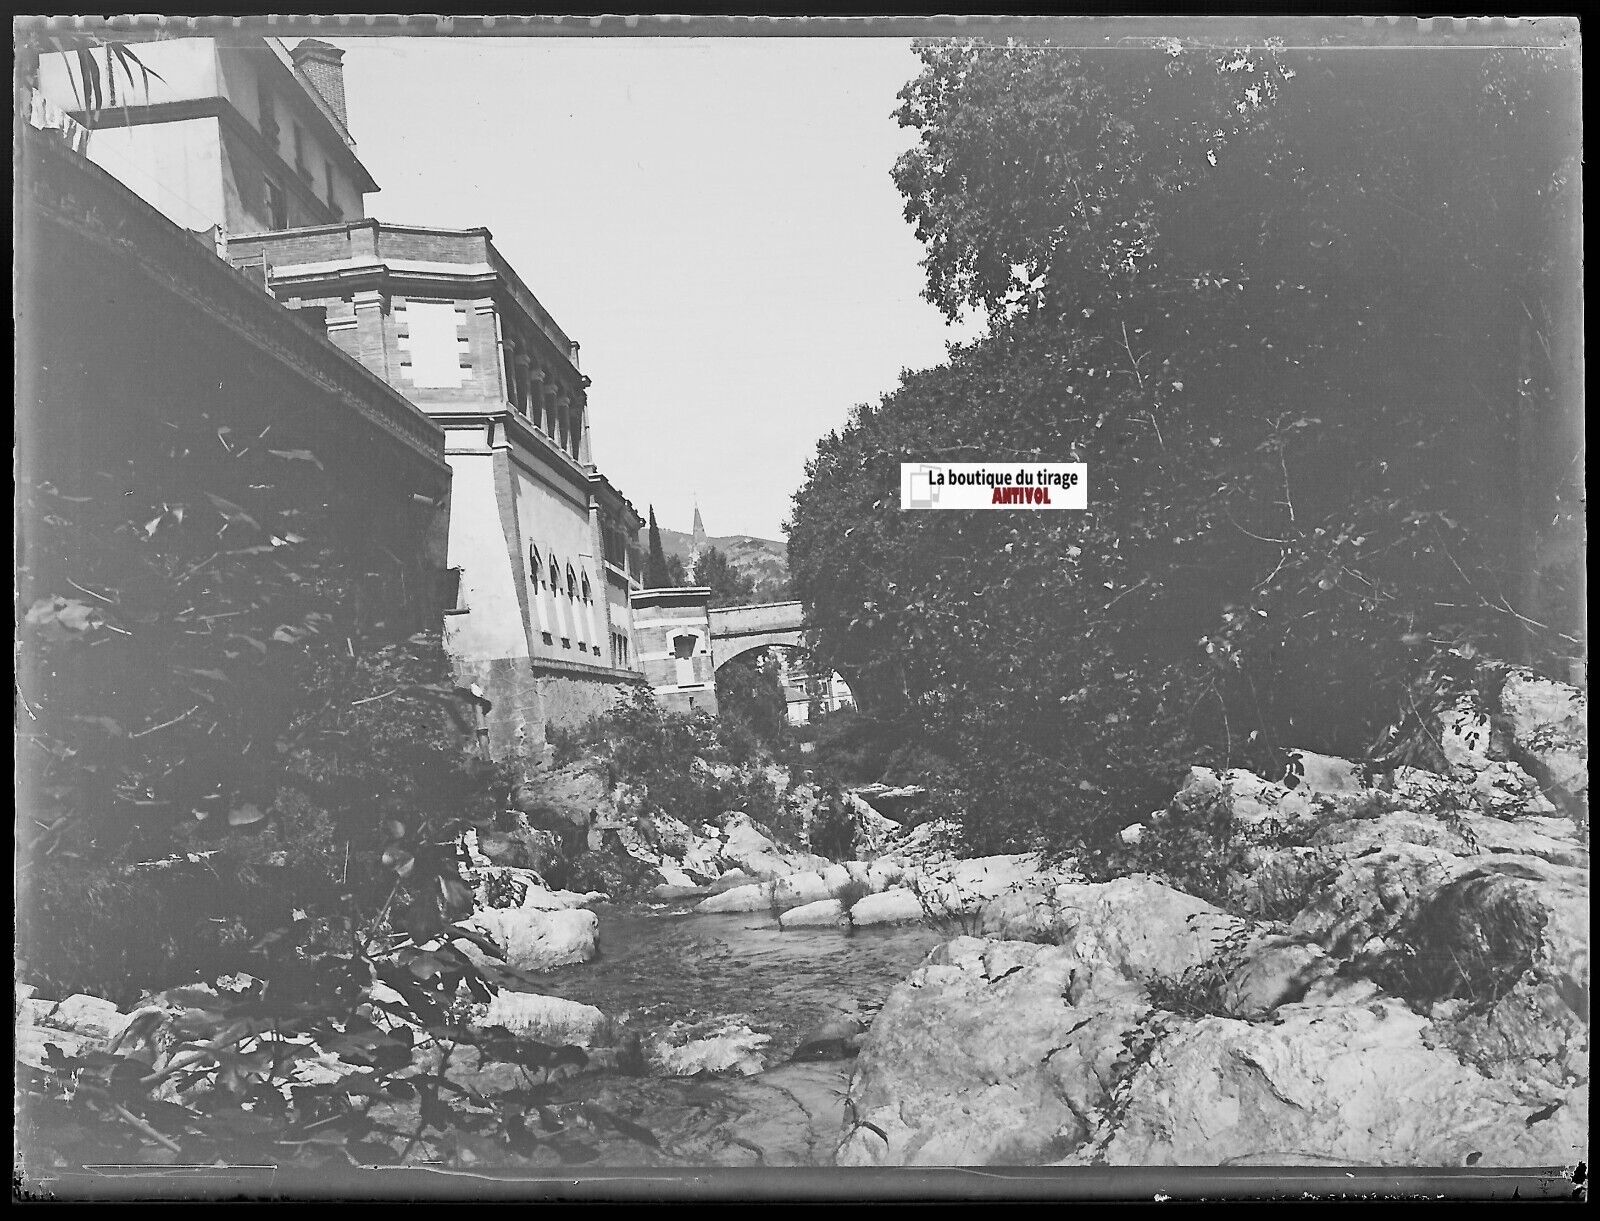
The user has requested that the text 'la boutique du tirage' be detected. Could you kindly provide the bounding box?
[900,463,1088,510]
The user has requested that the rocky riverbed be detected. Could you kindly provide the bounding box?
[18,662,1588,1170]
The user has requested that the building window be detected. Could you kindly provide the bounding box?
[258,81,278,144]
[566,566,577,599]
[264,176,289,229]
[293,124,309,179]
[549,557,560,592]
[581,574,592,603]
[401,301,465,388]
[673,633,698,687]
[530,545,542,586]
[325,158,338,209]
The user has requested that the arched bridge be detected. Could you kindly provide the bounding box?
[707,600,807,667]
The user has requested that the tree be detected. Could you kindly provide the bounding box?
[714,647,788,745]
[644,504,672,588]
[789,38,1583,851]
[699,545,757,606]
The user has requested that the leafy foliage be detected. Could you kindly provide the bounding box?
[563,687,785,830]
[788,39,1583,855]
[644,505,674,588]
[714,647,789,746]
[698,545,758,606]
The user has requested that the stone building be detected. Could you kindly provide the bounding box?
[36,35,373,237]
[227,221,647,755]
[18,116,454,669]
[37,34,649,760]
[631,588,719,716]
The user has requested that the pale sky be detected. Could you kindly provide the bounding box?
[332,36,979,541]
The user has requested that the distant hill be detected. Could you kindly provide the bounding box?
[651,526,790,600]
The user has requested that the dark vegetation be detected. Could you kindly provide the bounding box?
[787,39,1582,856]
[15,35,655,1169]
[553,687,788,833]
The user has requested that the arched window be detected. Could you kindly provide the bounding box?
[549,556,560,591]
[566,565,577,599]
[581,574,592,603]
[530,545,542,586]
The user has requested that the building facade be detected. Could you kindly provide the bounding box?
[38,34,649,761]
[227,221,647,756]
[631,588,719,716]
[37,35,375,238]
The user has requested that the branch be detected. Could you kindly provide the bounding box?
[128,705,201,740]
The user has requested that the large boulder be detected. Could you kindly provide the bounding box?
[16,990,134,1068]
[467,992,615,1047]
[1437,695,1556,817]
[1073,997,1585,1167]
[983,875,1241,982]
[462,907,598,972]
[846,887,927,928]
[1496,666,1588,814]
[515,761,614,838]
[836,937,1149,1166]
[1402,856,1589,1088]
[779,898,848,930]
[718,813,829,879]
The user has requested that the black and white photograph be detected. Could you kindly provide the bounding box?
[14,13,1586,1201]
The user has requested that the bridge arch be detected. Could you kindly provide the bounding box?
[706,600,808,670]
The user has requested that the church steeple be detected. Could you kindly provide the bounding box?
[691,502,707,554]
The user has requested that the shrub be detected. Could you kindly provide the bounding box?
[833,876,872,917]
[808,791,858,861]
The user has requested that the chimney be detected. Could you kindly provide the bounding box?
[290,39,348,130]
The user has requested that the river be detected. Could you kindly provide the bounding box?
[523,897,945,1166]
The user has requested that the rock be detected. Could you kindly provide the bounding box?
[845,887,926,927]
[35,993,127,1044]
[1169,766,1317,829]
[16,992,133,1069]
[1288,842,1466,958]
[695,883,774,915]
[567,827,656,897]
[718,813,829,879]
[1310,809,1588,869]
[462,907,598,972]
[1438,696,1556,816]
[517,761,613,833]
[650,1018,770,1077]
[779,898,847,930]
[1497,666,1588,812]
[1285,749,1368,796]
[791,1015,867,1061]
[837,937,1149,1166]
[467,992,614,1047]
[1219,934,1333,1018]
[472,866,601,912]
[773,870,834,911]
[880,818,967,869]
[983,876,1241,983]
[1074,997,1584,1168]
[573,1061,850,1166]
[1118,823,1145,846]
[655,864,697,890]
[652,883,706,901]
[842,791,903,855]
[1401,856,1589,1087]
[848,784,928,825]
[703,868,754,895]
